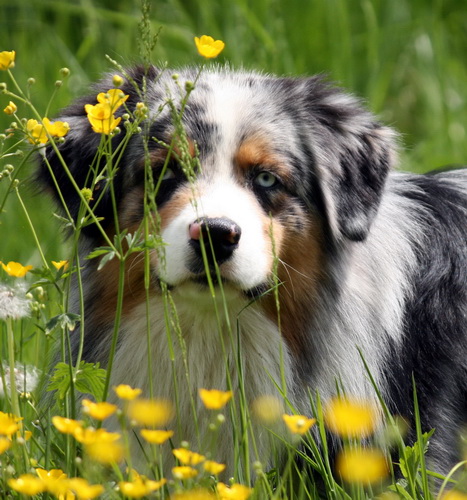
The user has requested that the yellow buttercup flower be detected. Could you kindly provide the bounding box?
[114,384,142,400]
[85,438,124,464]
[173,447,205,465]
[85,89,128,135]
[282,414,316,435]
[194,36,225,58]
[199,388,233,410]
[52,260,69,271]
[43,117,70,138]
[336,448,388,484]
[127,398,173,427]
[217,482,252,500]
[140,428,174,444]
[251,395,283,424]
[0,411,22,436]
[0,50,15,70]
[118,477,167,498]
[8,474,46,495]
[82,398,117,420]
[52,416,83,435]
[73,426,120,445]
[26,118,69,144]
[97,88,128,112]
[35,468,69,496]
[68,478,104,499]
[172,466,199,480]
[1,261,33,278]
[3,101,17,115]
[324,397,379,438]
[203,460,226,475]
[0,436,12,454]
[85,104,121,134]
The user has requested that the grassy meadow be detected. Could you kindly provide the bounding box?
[0,0,467,498]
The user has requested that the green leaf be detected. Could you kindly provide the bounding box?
[47,361,107,401]
[97,251,116,270]
[45,313,81,334]
[86,246,113,260]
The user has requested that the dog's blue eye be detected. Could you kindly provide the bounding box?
[161,167,176,181]
[254,171,278,189]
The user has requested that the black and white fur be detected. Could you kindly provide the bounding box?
[40,66,467,476]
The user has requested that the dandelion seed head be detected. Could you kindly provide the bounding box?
[0,361,41,397]
[0,283,31,319]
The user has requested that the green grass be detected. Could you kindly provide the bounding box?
[0,0,467,498]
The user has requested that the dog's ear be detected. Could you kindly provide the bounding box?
[38,65,157,238]
[303,77,397,242]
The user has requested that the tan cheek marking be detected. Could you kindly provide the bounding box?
[262,214,325,356]
[92,185,195,325]
[157,186,194,230]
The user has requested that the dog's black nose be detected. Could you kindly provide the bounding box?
[189,217,241,267]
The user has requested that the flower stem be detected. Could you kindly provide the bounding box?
[6,317,21,417]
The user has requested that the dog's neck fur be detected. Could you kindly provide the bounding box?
[107,286,296,474]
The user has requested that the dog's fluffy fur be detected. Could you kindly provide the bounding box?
[41,66,467,474]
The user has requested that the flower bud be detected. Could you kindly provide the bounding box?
[55,80,63,88]
[81,188,93,201]
[27,77,36,86]
[112,74,124,87]
[60,67,70,77]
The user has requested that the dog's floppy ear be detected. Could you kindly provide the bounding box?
[38,65,157,238]
[304,77,397,242]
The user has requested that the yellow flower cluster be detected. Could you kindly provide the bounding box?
[171,445,226,480]
[8,468,103,498]
[52,415,124,465]
[119,475,167,498]
[324,397,389,485]
[26,117,70,145]
[85,88,128,134]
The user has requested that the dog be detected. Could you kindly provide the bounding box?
[40,65,467,477]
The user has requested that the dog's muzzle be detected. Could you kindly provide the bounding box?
[188,217,241,272]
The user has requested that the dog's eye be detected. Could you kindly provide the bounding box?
[160,166,176,181]
[254,171,279,189]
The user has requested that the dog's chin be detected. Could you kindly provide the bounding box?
[158,273,270,301]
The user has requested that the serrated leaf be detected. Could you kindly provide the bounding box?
[47,361,107,401]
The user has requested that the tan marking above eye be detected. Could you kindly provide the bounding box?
[234,136,291,184]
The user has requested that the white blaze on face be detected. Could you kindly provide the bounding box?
[157,175,273,291]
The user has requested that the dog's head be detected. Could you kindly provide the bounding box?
[40,66,397,301]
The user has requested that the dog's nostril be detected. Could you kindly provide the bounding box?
[189,217,242,266]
